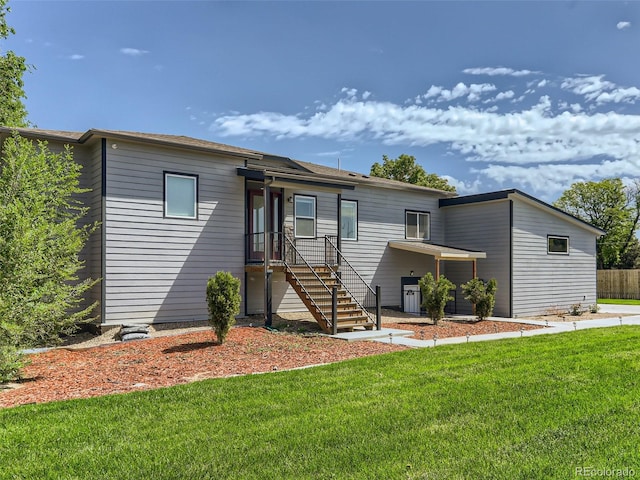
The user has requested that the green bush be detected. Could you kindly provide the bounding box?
[0,345,25,383]
[461,278,497,321]
[419,273,455,325]
[206,271,241,344]
[570,303,584,316]
[0,134,98,382]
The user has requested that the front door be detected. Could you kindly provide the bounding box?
[248,189,282,262]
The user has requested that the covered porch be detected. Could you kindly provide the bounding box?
[388,240,487,315]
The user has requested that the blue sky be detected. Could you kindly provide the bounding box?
[5,0,640,201]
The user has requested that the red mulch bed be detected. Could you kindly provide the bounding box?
[387,319,543,340]
[0,327,405,409]
[1,320,544,409]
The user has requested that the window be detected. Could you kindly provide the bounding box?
[164,172,198,219]
[548,235,569,254]
[294,195,316,238]
[405,211,430,240]
[341,199,358,241]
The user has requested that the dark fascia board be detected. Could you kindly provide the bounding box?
[440,188,606,236]
[439,189,513,207]
[236,167,356,191]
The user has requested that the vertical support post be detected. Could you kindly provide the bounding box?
[331,286,338,335]
[376,285,382,330]
[435,259,441,279]
[336,193,342,266]
[266,270,272,327]
[472,259,477,279]
[264,181,272,327]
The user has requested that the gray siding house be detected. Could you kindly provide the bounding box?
[440,191,604,318]
[0,127,604,331]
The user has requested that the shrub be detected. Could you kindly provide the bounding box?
[461,278,497,321]
[589,303,600,314]
[0,345,25,383]
[0,134,98,382]
[570,303,584,316]
[206,272,241,344]
[419,273,455,325]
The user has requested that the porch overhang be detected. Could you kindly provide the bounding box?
[237,167,356,193]
[388,241,486,260]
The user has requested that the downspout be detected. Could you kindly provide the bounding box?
[243,174,248,317]
[509,199,513,318]
[100,138,107,325]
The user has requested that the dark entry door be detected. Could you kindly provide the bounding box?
[248,189,282,262]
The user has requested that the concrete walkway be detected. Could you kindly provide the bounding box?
[333,313,640,348]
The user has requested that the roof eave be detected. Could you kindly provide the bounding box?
[81,129,264,160]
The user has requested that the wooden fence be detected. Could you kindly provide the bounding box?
[597,269,640,299]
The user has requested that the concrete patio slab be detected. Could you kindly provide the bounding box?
[330,328,414,342]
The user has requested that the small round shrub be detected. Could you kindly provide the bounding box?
[206,272,241,344]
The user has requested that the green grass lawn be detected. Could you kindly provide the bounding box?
[599,298,640,305]
[1,328,639,479]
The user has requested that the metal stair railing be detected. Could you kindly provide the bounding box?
[324,236,380,328]
[282,234,334,331]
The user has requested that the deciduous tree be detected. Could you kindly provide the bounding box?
[0,135,98,380]
[370,154,456,192]
[0,0,30,127]
[553,178,640,269]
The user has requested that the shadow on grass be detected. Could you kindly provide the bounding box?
[162,341,217,354]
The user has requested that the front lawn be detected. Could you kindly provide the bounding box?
[1,327,639,479]
[599,298,640,305]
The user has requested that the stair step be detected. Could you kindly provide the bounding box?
[288,266,333,274]
[315,300,358,308]
[335,318,376,331]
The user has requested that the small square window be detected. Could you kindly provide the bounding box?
[406,211,430,240]
[165,172,198,219]
[548,236,569,254]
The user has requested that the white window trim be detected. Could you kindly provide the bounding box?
[294,195,316,238]
[164,172,198,220]
[341,199,358,241]
[548,235,569,255]
[405,210,430,240]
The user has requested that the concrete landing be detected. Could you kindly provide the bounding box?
[330,328,414,342]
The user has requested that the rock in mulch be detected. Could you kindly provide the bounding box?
[119,324,151,341]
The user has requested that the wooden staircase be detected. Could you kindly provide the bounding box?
[285,265,375,333]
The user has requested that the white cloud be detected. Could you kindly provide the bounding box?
[493,90,515,101]
[341,87,358,98]
[315,150,343,157]
[562,75,640,104]
[617,21,631,30]
[537,79,548,88]
[445,176,483,195]
[120,47,149,56]
[479,158,640,200]
[463,67,538,77]
[68,54,84,60]
[212,84,640,196]
[362,91,372,100]
[422,82,496,103]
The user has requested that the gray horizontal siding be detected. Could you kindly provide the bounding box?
[262,184,445,313]
[103,140,247,324]
[512,199,597,317]
[339,185,443,308]
[47,140,103,319]
[443,200,511,317]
